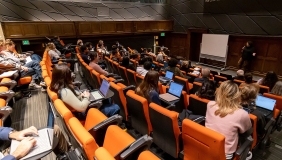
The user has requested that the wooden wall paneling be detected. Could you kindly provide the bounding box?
[135,21,146,32]
[78,23,92,35]
[22,23,38,37]
[116,22,124,32]
[100,22,116,33]
[4,23,23,38]
[149,22,158,31]
[61,23,75,36]
[123,21,133,32]
[91,22,101,34]
[49,24,62,36]
[37,24,50,36]
[158,21,173,31]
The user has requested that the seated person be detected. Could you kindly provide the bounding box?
[233,69,245,81]
[0,125,68,160]
[180,60,192,73]
[271,81,282,96]
[156,49,164,63]
[136,60,152,77]
[111,49,122,62]
[257,71,278,90]
[194,68,210,83]
[85,42,94,51]
[50,63,119,118]
[52,36,71,54]
[135,71,160,105]
[97,40,109,55]
[165,58,184,77]
[77,39,83,47]
[89,51,108,75]
[240,84,268,139]
[130,53,141,62]
[147,48,155,56]
[195,80,216,100]
[46,42,61,62]
[120,56,136,71]
[240,72,259,91]
[136,58,147,76]
[1,41,44,89]
[205,81,252,160]
[80,45,90,64]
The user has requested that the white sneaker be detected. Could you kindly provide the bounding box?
[40,81,46,87]
[29,83,42,89]
[246,151,252,160]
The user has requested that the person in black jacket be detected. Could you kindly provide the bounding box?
[238,41,256,71]
[80,45,90,64]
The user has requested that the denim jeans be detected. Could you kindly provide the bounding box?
[20,61,43,82]
[31,54,42,62]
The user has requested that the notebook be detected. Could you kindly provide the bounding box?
[0,70,17,78]
[255,95,276,117]
[25,56,32,63]
[10,128,54,160]
[89,79,110,102]
[159,82,184,103]
[159,70,174,82]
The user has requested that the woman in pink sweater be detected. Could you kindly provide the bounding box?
[205,80,252,160]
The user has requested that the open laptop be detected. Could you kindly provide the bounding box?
[89,79,110,102]
[159,70,174,82]
[159,82,184,104]
[255,95,276,117]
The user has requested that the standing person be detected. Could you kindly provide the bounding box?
[238,41,256,71]
[205,81,252,160]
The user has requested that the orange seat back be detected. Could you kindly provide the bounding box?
[188,94,210,116]
[259,85,270,94]
[174,76,192,94]
[182,119,226,160]
[126,69,137,86]
[103,125,135,156]
[109,82,128,121]
[249,114,257,149]
[263,93,282,118]
[95,147,115,160]
[126,90,152,135]
[149,103,180,158]
[138,150,160,160]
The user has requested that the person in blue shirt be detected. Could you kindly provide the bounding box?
[0,125,68,160]
[135,70,161,105]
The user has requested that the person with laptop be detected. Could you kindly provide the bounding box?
[50,63,119,119]
[205,81,252,160]
[240,85,269,139]
[135,71,161,105]
[0,125,69,160]
[165,58,184,78]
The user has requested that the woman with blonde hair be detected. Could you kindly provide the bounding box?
[45,42,61,61]
[271,81,282,96]
[205,80,252,160]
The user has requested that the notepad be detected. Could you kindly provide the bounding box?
[10,128,53,160]
[0,70,18,79]
[25,56,32,63]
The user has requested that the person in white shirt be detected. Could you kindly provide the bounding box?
[45,42,61,60]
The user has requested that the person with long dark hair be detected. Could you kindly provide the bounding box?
[196,80,216,100]
[257,71,278,90]
[135,71,160,105]
[50,63,119,119]
[238,41,256,71]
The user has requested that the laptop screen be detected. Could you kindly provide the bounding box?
[168,82,183,97]
[255,95,276,111]
[165,71,174,80]
[100,79,110,96]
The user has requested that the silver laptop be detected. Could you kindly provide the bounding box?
[159,82,184,103]
[159,70,174,82]
[255,95,276,117]
[89,79,110,102]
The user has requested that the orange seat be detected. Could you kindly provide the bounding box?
[138,150,160,160]
[0,86,9,92]
[192,81,202,93]
[149,103,181,158]
[174,76,193,94]
[233,79,245,86]
[18,76,32,86]
[263,93,282,119]
[182,119,226,160]
[118,66,129,85]
[0,98,6,107]
[214,75,227,84]
[259,85,270,94]
[47,87,58,102]
[94,147,115,160]
[109,82,128,121]
[126,90,152,135]
[126,69,137,86]
[249,114,257,149]
[188,94,210,116]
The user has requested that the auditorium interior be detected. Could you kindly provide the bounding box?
[1,0,282,159]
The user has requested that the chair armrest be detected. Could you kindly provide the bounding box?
[178,150,184,159]
[123,85,136,95]
[264,118,276,132]
[113,79,124,84]
[113,75,122,79]
[235,136,253,156]
[0,80,17,90]
[193,116,205,125]
[0,90,15,104]
[0,106,13,124]
[119,135,153,160]
[105,73,115,77]
[261,118,276,149]
[165,104,175,110]
[92,115,123,131]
